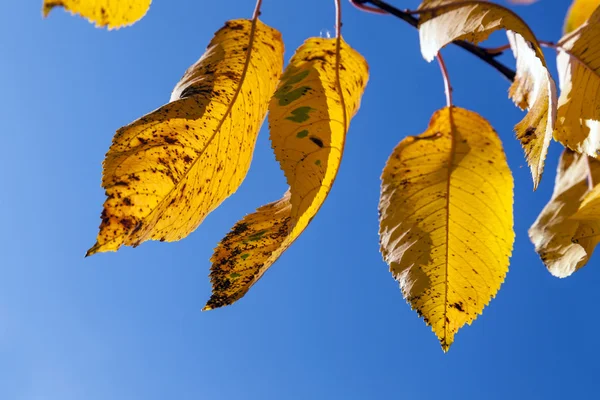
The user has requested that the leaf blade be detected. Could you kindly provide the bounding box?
[564,0,600,33]
[204,37,369,310]
[417,0,557,189]
[42,0,152,29]
[529,150,600,277]
[88,19,284,255]
[554,6,600,157]
[379,107,514,351]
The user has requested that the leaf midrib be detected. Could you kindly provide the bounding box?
[130,18,263,245]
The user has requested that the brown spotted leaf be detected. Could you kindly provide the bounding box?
[379,107,514,351]
[554,6,600,157]
[204,37,369,310]
[42,0,152,29]
[87,19,284,255]
[418,0,557,189]
[529,150,600,277]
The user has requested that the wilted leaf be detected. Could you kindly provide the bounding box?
[564,0,600,33]
[529,150,600,277]
[87,19,284,255]
[42,0,152,29]
[554,6,600,157]
[417,0,557,189]
[379,107,514,351]
[204,37,368,310]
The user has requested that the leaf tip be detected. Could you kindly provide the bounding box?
[42,1,60,18]
[85,241,117,257]
[203,295,228,312]
[85,243,100,257]
[440,340,452,353]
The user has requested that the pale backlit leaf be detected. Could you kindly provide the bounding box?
[204,37,368,310]
[417,0,557,189]
[42,0,152,29]
[564,0,600,33]
[529,150,600,277]
[379,107,514,351]
[87,19,284,255]
[554,6,600,157]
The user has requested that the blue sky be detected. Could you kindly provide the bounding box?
[1,0,599,399]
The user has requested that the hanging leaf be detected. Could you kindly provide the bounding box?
[575,185,600,218]
[87,19,284,256]
[564,0,600,33]
[554,6,600,157]
[204,37,369,310]
[42,0,152,29]
[379,107,514,351]
[529,150,600,277]
[417,0,557,189]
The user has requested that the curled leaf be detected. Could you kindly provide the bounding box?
[205,37,369,310]
[379,107,514,351]
[42,0,152,29]
[554,6,600,157]
[417,0,557,189]
[564,0,600,33]
[529,150,600,277]
[88,19,284,255]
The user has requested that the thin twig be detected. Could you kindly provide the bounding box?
[437,52,453,108]
[484,43,513,55]
[335,0,343,37]
[349,0,387,14]
[352,0,517,82]
[253,0,263,19]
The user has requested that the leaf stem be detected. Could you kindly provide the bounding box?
[351,0,517,82]
[437,52,453,108]
[253,0,263,19]
[335,0,342,37]
[483,43,513,54]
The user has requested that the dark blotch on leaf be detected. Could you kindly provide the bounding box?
[310,137,324,148]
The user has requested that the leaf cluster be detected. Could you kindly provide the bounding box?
[44,0,600,351]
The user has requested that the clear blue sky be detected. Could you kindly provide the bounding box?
[1,1,598,399]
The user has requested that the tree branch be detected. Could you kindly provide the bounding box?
[351,0,517,82]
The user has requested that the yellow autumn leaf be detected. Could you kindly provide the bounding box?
[564,0,600,33]
[87,19,284,256]
[554,6,600,157]
[529,150,600,277]
[417,0,557,189]
[576,184,600,218]
[379,107,514,352]
[42,0,152,29]
[204,37,369,310]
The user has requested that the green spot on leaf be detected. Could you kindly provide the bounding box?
[296,130,309,138]
[284,70,309,85]
[230,273,241,279]
[286,107,314,123]
[276,86,311,106]
[241,253,250,260]
[315,159,321,166]
[247,229,268,242]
